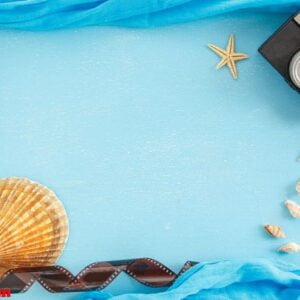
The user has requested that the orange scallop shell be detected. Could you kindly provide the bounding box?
[0,177,69,274]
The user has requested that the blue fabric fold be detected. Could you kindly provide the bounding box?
[0,0,299,30]
[76,259,300,300]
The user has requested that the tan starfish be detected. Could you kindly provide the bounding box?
[208,34,248,79]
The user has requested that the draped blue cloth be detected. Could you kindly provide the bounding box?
[0,0,299,30]
[77,259,300,300]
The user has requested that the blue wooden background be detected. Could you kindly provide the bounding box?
[0,12,299,300]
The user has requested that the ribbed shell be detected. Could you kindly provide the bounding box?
[278,242,300,253]
[285,199,300,218]
[0,177,69,274]
[264,225,285,238]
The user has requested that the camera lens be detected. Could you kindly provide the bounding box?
[289,51,300,89]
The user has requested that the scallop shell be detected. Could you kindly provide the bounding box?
[0,177,69,274]
[278,242,300,253]
[285,199,300,218]
[264,225,285,238]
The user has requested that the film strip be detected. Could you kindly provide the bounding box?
[0,258,198,293]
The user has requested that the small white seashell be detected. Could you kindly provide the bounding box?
[264,225,285,238]
[296,181,300,194]
[285,199,300,218]
[278,242,300,253]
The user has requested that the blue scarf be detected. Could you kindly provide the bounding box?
[77,259,300,300]
[0,0,299,30]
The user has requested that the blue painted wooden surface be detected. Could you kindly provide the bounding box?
[0,12,299,299]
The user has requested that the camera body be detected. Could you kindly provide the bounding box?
[259,12,300,92]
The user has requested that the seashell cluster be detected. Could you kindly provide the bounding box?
[264,181,300,254]
[0,177,69,274]
[264,225,285,238]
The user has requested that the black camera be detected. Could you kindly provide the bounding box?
[259,12,300,92]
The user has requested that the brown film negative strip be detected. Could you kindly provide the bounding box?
[0,258,197,293]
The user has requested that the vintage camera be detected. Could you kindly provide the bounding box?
[259,12,300,92]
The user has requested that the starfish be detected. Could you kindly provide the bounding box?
[208,34,248,79]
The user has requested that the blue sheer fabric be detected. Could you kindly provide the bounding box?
[0,0,299,30]
[77,259,300,300]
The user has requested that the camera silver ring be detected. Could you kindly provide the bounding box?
[294,13,300,25]
[290,51,300,89]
